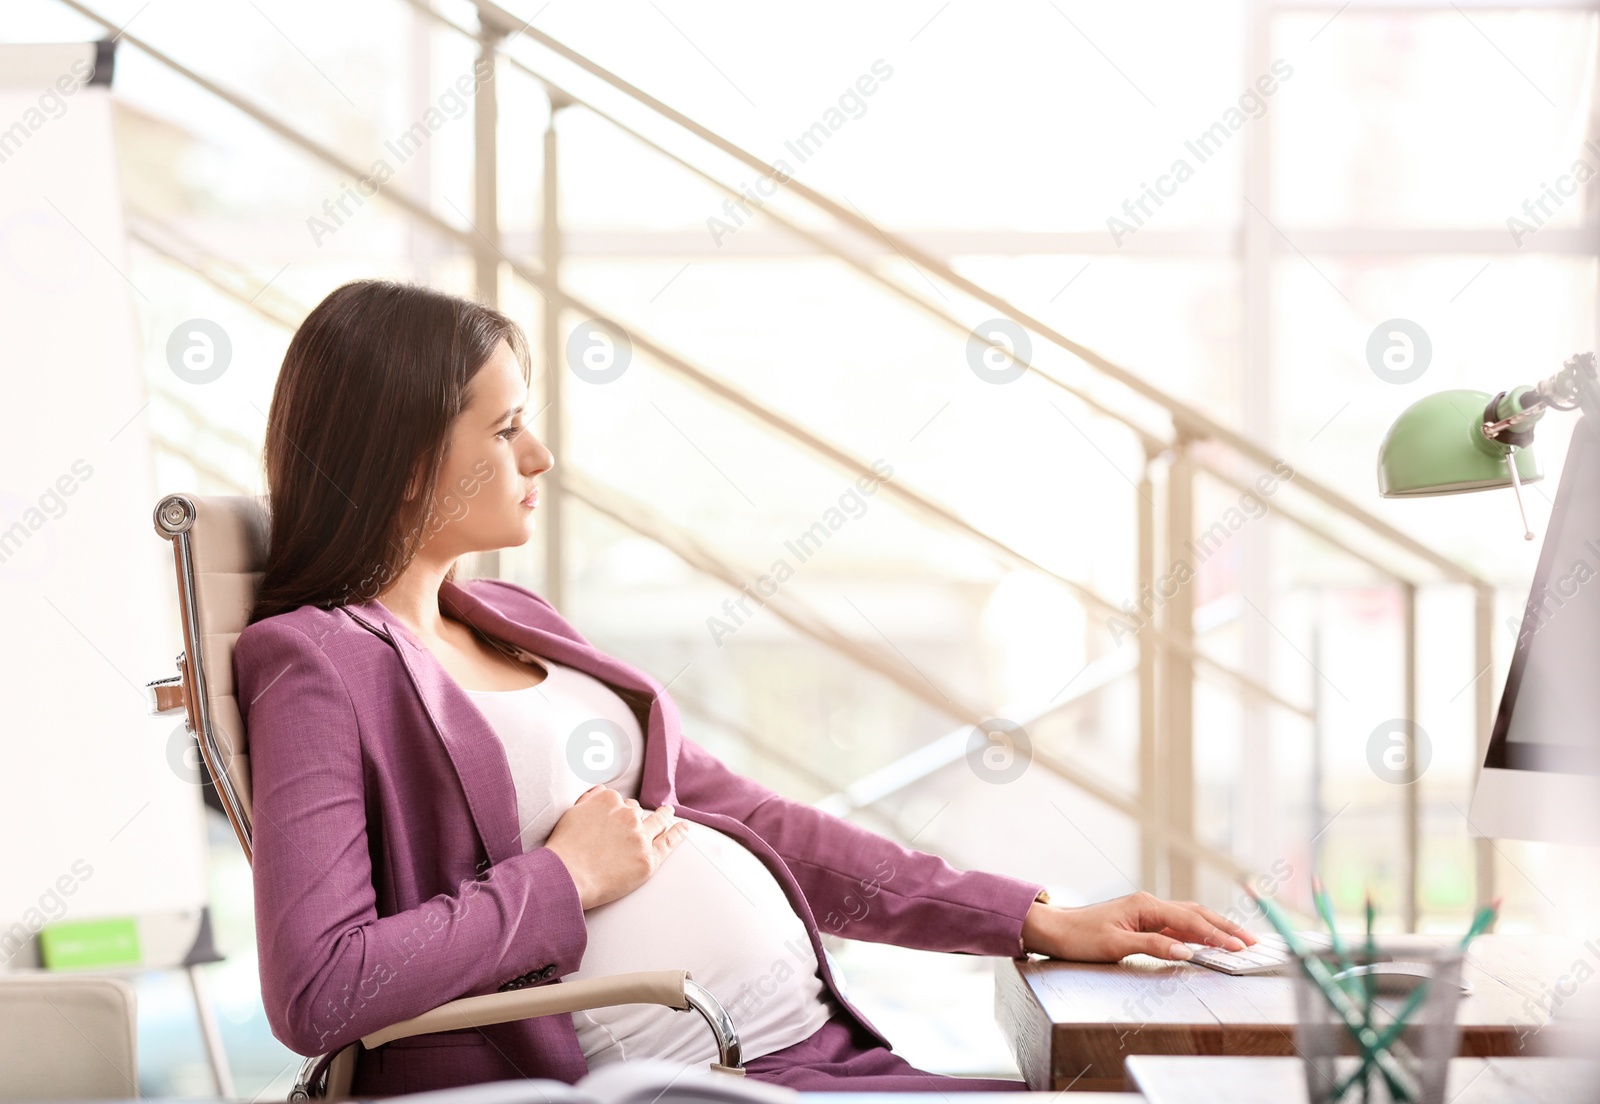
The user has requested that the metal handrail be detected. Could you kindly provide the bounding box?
[465,0,1487,589]
[405,7,1472,715]
[398,0,1161,449]
[394,0,1499,923]
[56,0,550,302]
[131,192,1309,728]
[78,0,1465,611]
[132,214,1261,876]
[562,466,1257,884]
[410,0,1481,596]
[440,2,1497,919]
[819,595,1245,818]
[126,216,302,332]
[85,0,1499,915]
[542,290,1313,723]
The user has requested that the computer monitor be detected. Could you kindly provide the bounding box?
[1470,411,1600,845]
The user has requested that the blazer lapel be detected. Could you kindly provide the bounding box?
[439,580,659,700]
[338,579,680,865]
[433,580,682,808]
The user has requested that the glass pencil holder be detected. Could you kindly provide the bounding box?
[1291,943,1466,1104]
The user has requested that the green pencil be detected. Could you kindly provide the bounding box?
[1333,898,1499,1097]
[1461,900,1499,946]
[1356,890,1378,1101]
[1312,875,1353,973]
[1367,899,1497,1054]
[1242,883,1419,1102]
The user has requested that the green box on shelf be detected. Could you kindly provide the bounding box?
[38,917,141,969]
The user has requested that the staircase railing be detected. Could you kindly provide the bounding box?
[71,0,1500,926]
[443,0,1498,918]
[130,205,1255,888]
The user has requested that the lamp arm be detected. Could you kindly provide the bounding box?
[1483,352,1599,445]
[1482,387,1545,447]
[1538,351,1596,411]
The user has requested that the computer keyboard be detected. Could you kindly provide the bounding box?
[1184,931,1336,975]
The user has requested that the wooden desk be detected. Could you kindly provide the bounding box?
[995,934,1596,1091]
[1123,1055,1597,1103]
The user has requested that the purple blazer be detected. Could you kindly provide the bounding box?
[233,576,1045,1094]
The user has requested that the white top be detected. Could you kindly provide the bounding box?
[464,660,835,1067]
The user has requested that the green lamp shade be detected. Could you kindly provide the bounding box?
[1378,389,1542,497]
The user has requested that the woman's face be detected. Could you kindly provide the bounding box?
[417,339,552,560]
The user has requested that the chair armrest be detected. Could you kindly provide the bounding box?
[360,969,693,1048]
[306,969,742,1097]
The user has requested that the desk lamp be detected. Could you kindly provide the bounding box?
[1377,351,1600,539]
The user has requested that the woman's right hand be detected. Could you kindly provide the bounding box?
[545,786,689,909]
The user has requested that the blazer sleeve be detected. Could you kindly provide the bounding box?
[671,731,1046,960]
[236,617,588,1058]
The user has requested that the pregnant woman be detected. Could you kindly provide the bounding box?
[235,280,1253,1096]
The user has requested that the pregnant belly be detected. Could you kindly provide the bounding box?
[565,820,834,1067]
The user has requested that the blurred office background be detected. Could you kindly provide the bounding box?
[6,0,1600,1093]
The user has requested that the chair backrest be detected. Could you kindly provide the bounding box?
[152,493,269,861]
[0,975,137,1099]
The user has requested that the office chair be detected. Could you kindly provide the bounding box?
[0,975,138,1100]
[144,493,744,1100]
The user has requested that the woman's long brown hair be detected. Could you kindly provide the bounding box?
[248,280,532,625]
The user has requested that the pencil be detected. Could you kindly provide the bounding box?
[1242,882,1419,1101]
[1334,897,1498,1096]
[1312,875,1352,972]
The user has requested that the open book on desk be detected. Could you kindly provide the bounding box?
[386,1059,799,1104]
